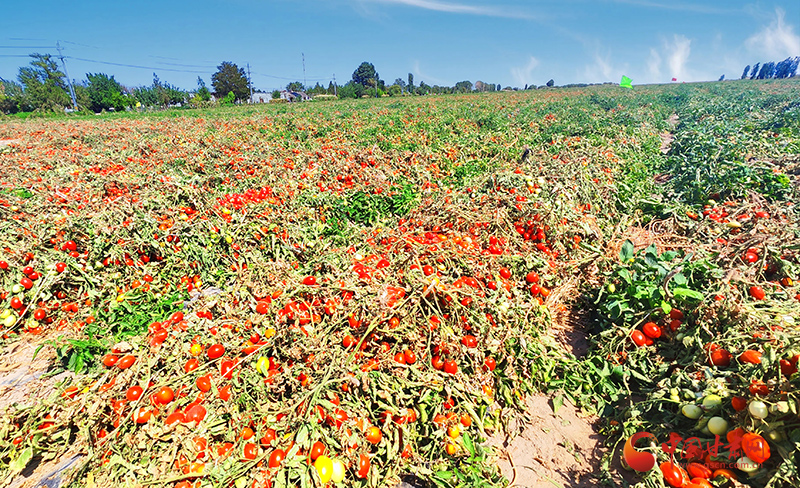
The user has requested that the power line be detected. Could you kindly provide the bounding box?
[65,56,210,74]
[0,46,56,49]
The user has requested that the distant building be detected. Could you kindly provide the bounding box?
[280,90,311,102]
[250,92,271,104]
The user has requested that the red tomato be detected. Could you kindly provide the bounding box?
[55,262,66,273]
[365,426,382,444]
[33,309,46,321]
[126,386,144,402]
[117,355,136,369]
[431,355,445,370]
[155,386,174,405]
[207,344,225,360]
[302,276,317,286]
[184,358,200,373]
[731,396,747,411]
[499,267,511,279]
[220,359,235,379]
[461,335,477,348]
[309,441,326,461]
[132,407,153,424]
[20,277,33,290]
[709,348,731,367]
[255,301,269,314]
[356,453,370,479]
[243,442,258,460]
[642,322,662,339]
[403,349,417,364]
[484,356,497,371]
[443,360,458,375]
[630,330,647,347]
[268,448,285,468]
[686,462,712,480]
[525,272,539,283]
[780,359,798,377]
[742,432,770,463]
[749,286,765,300]
[739,350,762,364]
[660,462,686,487]
[101,354,118,367]
[749,379,769,396]
[184,404,207,423]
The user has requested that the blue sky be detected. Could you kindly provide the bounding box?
[1,1,798,91]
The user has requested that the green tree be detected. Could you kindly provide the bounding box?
[352,62,379,88]
[211,62,249,102]
[18,53,70,111]
[286,81,304,92]
[0,80,27,113]
[407,73,414,91]
[546,79,555,87]
[454,80,473,93]
[86,73,126,112]
[196,77,211,102]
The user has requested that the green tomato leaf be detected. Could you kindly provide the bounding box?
[620,240,634,262]
[673,287,704,300]
[661,301,672,315]
[10,446,33,475]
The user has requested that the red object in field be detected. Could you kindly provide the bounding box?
[672,77,677,81]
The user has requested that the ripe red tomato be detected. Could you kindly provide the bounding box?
[780,359,798,377]
[196,374,212,392]
[739,350,762,365]
[525,272,539,283]
[10,297,23,309]
[443,360,458,375]
[660,461,686,487]
[184,358,200,373]
[499,267,511,279]
[268,448,285,468]
[0,261,8,270]
[686,462,712,480]
[63,240,77,252]
[709,348,731,367]
[101,354,118,367]
[33,308,46,321]
[20,277,33,290]
[741,432,770,463]
[461,335,477,348]
[302,276,317,286]
[243,442,258,460]
[484,356,497,371]
[394,352,406,364]
[117,355,136,369]
[403,349,417,364]
[55,262,66,273]
[155,386,174,405]
[431,355,445,370]
[220,359,235,379]
[132,407,153,424]
[749,379,769,396]
[365,426,382,444]
[126,386,144,402]
[255,301,269,314]
[749,286,765,300]
[630,330,647,347]
[169,311,184,323]
[309,441,326,460]
[356,453,370,478]
[731,396,747,411]
[642,322,662,339]
[207,344,225,360]
[184,404,207,423]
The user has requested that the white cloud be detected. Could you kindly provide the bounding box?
[745,8,800,60]
[361,0,536,19]
[510,56,539,87]
[412,60,447,85]
[666,34,691,81]
[582,52,619,83]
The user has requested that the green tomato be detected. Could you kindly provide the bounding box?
[702,394,722,410]
[737,456,760,474]
[607,283,616,293]
[3,314,16,328]
[330,458,346,483]
[11,284,23,294]
[707,416,729,436]
[0,309,10,319]
[682,404,703,419]
[748,401,768,419]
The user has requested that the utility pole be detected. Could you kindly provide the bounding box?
[302,53,306,91]
[333,74,337,97]
[56,41,78,111]
[247,63,253,103]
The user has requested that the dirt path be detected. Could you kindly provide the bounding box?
[489,396,606,488]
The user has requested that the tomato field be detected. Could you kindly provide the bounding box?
[0,79,799,488]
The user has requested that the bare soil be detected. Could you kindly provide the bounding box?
[489,395,606,488]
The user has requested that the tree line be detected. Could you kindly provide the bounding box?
[740,56,799,80]
[2,55,590,114]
